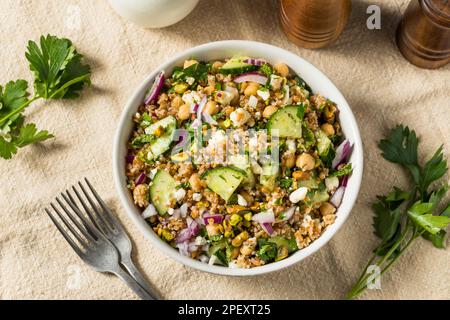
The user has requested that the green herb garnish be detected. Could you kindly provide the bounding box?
[347,125,450,299]
[0,35,91,160]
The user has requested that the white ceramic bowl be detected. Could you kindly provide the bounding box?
[113,40,363,276]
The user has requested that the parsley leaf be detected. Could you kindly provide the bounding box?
[0,80,30,129]
[418,146,448,196]
[0,35,91,160]
[259,64,273,78]
[407,201,450,235]
[329,163,353,177]
[379,125,418,167]
[25,35,91,99]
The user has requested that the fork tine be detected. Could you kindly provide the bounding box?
[77,180,114,232]
[69,186,100,230]
[45,208,83,256]
[57,195,100,241]
[50,202,88,247]
[83,178,118,226]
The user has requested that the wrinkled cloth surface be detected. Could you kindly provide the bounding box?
[0,0,449,300]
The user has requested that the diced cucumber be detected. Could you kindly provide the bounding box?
[269,236,298,253]
[316,130,332,157]
[298,177,319,189]
[149,170,177,215]
[228,154,255,188]
[260,162,279,191]
[144,116,177,160]
[267,106,303,138]
[311,190,330,204]
[219,56,257,75]
[203,167,245,202]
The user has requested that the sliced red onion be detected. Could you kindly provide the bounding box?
[142,204,157,219]
[243,58,266,66]
[203,111,218,126]
[203,214,224,225]
[172,129,189,154]
[176,241,189,256]
[278,206,296,222]
[261,222,274,235]
[330,186,345,208]
[332,139,352,169]
[196,95,207,120]
[233,72,268,85]
[252,209,275,224]
[176,219,200,243]
[126,155,135,164]
[191,118,202,129]
[144,71,165,105]
[135,172,146,185]
[341,175,349,188]
[190,103,199,113]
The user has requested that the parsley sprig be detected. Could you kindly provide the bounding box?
[0,35,91,159]
[347,125,450,299]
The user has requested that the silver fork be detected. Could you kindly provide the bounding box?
[45,192,154,300]
[67,178,160,299]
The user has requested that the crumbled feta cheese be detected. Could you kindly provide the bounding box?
[230,108,251,127]
[289,187,308,203]
[149,168,158,179]
[142,204,157,219]
[193,193,202,201]
[208,255,219,265]
[186,76,195,86]
[270,75,283,91]
[286,139,296,152]
[174,188,186,202]
[257,88,270,101]
[237,194,248,207]
[167,208,175,216]
[325,176,339,191]
[195,236,207,246]
[248,95,258,108]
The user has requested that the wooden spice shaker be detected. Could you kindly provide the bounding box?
[279,0,352,49]
[397,0,450,69]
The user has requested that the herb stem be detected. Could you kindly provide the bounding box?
[0,96,40,125]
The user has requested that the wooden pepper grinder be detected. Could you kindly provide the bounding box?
[279,0,352,49]
[397,0,450,69]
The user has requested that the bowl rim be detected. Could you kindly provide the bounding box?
[112,40,364,276]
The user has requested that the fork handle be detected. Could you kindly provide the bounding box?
[112,267,154,300]
[121,257,161,299]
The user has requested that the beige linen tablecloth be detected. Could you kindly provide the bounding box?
[0,0,449,300]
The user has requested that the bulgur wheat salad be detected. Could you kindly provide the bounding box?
[125,56,353,268]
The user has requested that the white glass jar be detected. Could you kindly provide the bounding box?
[108,0,199,28]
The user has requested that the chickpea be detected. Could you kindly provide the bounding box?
[177,104,190,121]
[203,86,215,95]
[244,83,259,96]
[292,171,311,180]
[263,105,278,119]
[296,153,315,171]
[171,95,183,109]
[274,62,289,77]
[203,101,219,115]
[321,123,335,136]
[319,202,336,216]
[211,61,224,72]
[189,173,203,192]
[284,153,296,168]
[183,59,198,69]
[206,224,223,237]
